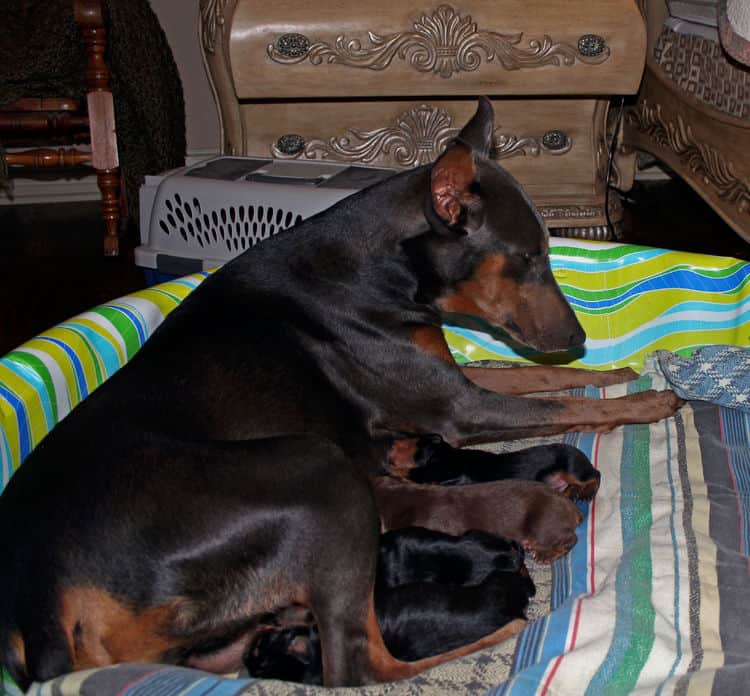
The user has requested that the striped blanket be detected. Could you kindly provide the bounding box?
[2,242,750,695]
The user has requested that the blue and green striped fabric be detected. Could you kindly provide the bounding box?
[446,239,750,369]
[0,273,209,488]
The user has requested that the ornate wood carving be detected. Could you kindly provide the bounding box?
[627,100,750,215]
[272,104,572,166]
[267,5,610,78]
[200,0,229,54]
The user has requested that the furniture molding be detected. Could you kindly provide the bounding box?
[200,0,230,54]
[623,0,750,242]
[271,103,572,167]
[266,5,610,78]
[203,0,648,237]
[628,100,750,217]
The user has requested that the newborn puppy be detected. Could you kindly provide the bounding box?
[377,526,524,589]
[244,527,535,683]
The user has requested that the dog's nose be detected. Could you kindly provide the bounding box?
[569,324,586,347]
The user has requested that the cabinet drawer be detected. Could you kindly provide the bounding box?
[229,0,645,99]
[238,99,608,200]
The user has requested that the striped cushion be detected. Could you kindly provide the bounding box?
[0,273,209,487]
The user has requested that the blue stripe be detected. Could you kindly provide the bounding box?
[722,408,750,556]
[662,299,749,317]
[109,304,149,346]
[2,358,55,430]
[551,247,667,272]
[58,322,123,378]
[562,266,750,311]
[0,387,31,464]
[182,676,254,695]
[1,423,14,490]
[120,670,252,695]
[657,417,682,694]
[445,307,750,368]
[497,426,597,696]
[36,336,88,399]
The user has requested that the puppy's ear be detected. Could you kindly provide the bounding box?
[455,96,494,158]
[429,141,476,229]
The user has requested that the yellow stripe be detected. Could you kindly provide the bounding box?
[0,363,49,452]
[22,337,83,407]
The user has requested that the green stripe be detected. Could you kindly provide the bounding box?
[93,307,141,360]
[607,421,656,693]
[4,352,58,423]
[552,243,651,261]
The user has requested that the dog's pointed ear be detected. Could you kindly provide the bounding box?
[427,98,494,230]
[429,142,476,227]
[456,96,494,158]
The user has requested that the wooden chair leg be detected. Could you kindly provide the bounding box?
[96,169,121,256]
[75,0,121,256]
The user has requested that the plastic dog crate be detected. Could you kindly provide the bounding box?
[136,157,397,280]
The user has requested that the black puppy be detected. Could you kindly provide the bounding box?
[245,527,536,683]
[376,526,524,589]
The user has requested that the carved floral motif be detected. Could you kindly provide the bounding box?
[272,104,571,167]
[200,0,229,54]
[268,5,609,78]
[628,100,750,214]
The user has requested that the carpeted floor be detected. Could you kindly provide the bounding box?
[1,177,748,357]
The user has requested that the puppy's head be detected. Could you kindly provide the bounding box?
[419,97,585,353]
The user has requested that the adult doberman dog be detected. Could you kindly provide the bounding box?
[0,98,682,689]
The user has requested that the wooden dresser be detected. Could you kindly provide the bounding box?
[199,1,646,238]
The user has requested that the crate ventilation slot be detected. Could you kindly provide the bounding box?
[158,194,303,252]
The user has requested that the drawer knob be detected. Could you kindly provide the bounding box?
[542,129,570,151]
[275,33,310,59]
[275,134,306,155]
[577,34,607,57]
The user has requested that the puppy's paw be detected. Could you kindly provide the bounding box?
[516,443,601,502]
[521,489,582,564]
[544,470,601,502]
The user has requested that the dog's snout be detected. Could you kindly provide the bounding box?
[569,323,586,348]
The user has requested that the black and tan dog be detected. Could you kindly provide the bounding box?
[0,98,682,688]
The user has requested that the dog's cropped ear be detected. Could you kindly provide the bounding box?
[429,142,476,228]
[427,98,494,231]
[455,96,494,158]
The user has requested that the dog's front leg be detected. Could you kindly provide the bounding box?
[460,365,638,395]
[442,386,683,447]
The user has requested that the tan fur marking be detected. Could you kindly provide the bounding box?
[409,325,454,363]
[437,255,519,322]
[60,586,179,670]
[387,437,420,478]
[9,631,26,676]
